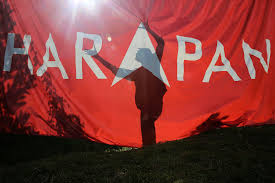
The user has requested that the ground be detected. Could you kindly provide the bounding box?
[0,125,275,183]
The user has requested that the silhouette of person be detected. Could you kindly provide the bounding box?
[93,23,166,146]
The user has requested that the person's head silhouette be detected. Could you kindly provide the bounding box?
[135,48,154,65]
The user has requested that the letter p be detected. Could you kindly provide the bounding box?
[176,36,202,81]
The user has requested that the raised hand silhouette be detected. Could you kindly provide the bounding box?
[93,23,166,146]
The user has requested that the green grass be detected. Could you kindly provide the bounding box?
[1,125,275,183]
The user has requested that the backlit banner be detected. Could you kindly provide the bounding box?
[0,0,274,147]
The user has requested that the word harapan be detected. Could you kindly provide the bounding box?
[3,23,271,86]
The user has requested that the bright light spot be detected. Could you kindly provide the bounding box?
[107,36,112,42]
[73,0,96,10]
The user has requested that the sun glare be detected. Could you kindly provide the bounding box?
[73,0,96,10]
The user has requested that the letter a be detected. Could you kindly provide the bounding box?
[203,41,241,82]
[37,34,68,79]
[112,23,170,87]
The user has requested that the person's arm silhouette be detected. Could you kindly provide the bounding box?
[92,54,118,75]
[92,53,134,81]
[143,22,165,61]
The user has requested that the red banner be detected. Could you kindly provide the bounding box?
[0,0,275,147]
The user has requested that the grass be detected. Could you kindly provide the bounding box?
[1,125,275,183]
